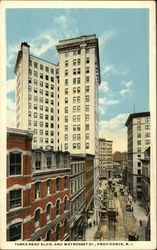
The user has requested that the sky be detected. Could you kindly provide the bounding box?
[6,8,149,153]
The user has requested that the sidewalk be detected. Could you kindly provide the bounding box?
[132,200,148,240]
[84,212,99,241]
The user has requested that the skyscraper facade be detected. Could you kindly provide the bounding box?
[125,112,150,199]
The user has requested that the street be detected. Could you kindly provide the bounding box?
[98,179,147,241]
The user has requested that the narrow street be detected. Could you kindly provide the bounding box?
[97,179,147,241]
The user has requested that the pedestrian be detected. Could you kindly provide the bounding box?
[140,220,142,226]
[90,222,92,228]
[93,220,96,227]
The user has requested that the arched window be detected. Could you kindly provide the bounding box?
[56,223,60,241]
[64,176,67,189]
[46,230,51,241]
[34,209,40,229]
[56,200,60,216]
[56,178,60,191]
[64,218,68,235]
[64,196,67,211]
[46,204,51,221]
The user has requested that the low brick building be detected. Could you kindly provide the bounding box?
[7,128,71,241]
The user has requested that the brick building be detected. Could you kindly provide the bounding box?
[7,128,71,241]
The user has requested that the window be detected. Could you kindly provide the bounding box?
[73,69,76,75]
[46,152,51,168]
[86,105,89,112]
[77,77,80,84]
[145,140,150,145]
[65,88,68,95]
[35,152,41,170]
[137,162,141,167]
[86,95,89,102]
[77,143,80,149]
[73,125,76,131]
[64,196,67,211]
[77,115,80,122]
[86,67,89,73]
[35,182,40,199]
[86,86,89,92]
[137,126,141,131]
[9,189,21,209]
[46,230,51,241]
[137,133,141,138]
[137,118,141,123]
[145,132,150,138]
[137,140,141,145]
[145,125,150,130]
[45,75,49,81]
[73,134,76,141]
[56,178,60,192]
[65,60,68,67]
[65,116,68,122]
[73,78,76,84]
[56,223,60,241]
[86,124,89,131]
[64,143,68,150]
[65,79,68,85]
[145,117,150,123]
[86,143,89,149]
[40,64,43,70]
[34,62,38,68]
[9,223,22,241]
[45,66,49,73]
[138,169,141,174]
[9,152,21,175]
[86,133,89,140]
[65,134,68,141]
[65,70,68,76]
[73,59,76,66]
[137,147,141,152]
[77,68,80,74]
[86,76,89,83]
[46,204,51,221]
[77,124,80,131]
[65,107,68,113]
[77,58,81,65]
[35,209,40,229]
[56,200,60,216]
[77,134,81,140]
[73,143,76,149]
[40,73,43,79]
[64,176,67,189]
[77,87,80,93]
[51,68,54,74]
[65,125,68,132]
[86,57,90,63]
[77,106,80,112]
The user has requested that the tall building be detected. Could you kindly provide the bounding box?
[125,112,150,199]
[98,138,113,179]
[56,35,101,209]
[7,127,71,241]
[14,42,59,150]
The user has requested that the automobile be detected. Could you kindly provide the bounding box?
[128,232,139,241]
[114,192,118,197]
[100,209,107,219]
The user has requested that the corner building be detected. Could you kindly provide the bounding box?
[7,128,71,241]
[125,112,150,199]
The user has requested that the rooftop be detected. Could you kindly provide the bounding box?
[125,111,150,126]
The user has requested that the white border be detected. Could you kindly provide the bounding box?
[0,1,156,250]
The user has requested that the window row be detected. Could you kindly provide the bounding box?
[29,79,55,87]
[29,104,54,113]
[8,219,68,241]
[64,76,90,86]
[29,61,55,75]
[29,70,54,82]
[136,117,150,123]
[137,125,150,130]
[32,121,54,128]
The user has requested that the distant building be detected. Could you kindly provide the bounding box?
[7,128,71,241]
[125,112,150,199]
[98,138,113,179]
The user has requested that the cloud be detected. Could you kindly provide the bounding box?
[99,113,129,152]
[99,81,109,93]
[7,44,19,68]
[99,106,106,115]
[7,109,16,128]
[7,79,15,94]
[7,97,15,111]
[99,97,119,106]
[119,80,133,96]
[99,31,116,47]
[102,64,129,77]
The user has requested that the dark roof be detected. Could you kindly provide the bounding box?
[125,111,150,126]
